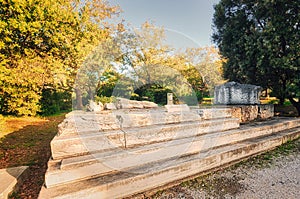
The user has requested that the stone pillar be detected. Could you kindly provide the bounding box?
[167,93,173,105]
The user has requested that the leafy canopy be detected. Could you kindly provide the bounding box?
[0,0,119,115]
[213,0,299,109]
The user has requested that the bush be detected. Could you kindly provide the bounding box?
[95,96,116,104]
[39,88,72,116]
[0,85,41,116]
[0,114,5,135]
[132,84,174,105]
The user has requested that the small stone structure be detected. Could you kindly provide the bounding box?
[213,82,273,122]
[167,93,173,105]
[214,82,262,105]
[0,166,28,199]
[104,102,117,110]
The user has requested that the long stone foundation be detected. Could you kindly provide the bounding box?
[39,103,300,198]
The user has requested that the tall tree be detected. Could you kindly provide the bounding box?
[213,0,300,114]
[0,0,119,115]
[116,22,201,104]
[185,46,225,92]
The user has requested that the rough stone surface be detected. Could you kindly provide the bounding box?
[258,104,274,119]
[104,103,117,110]
[230,106,243,122]
[0,166,28,199]
[165,104,190,112]
[39,120,300,198]
[39,102,298,199]
[115,98,158,109]
[224,105,272,123]
[214,82,262,105]
[86,100,103,112]
[240,105,258,123]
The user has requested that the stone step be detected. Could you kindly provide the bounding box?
[0,166,28,199]
[58,108,233,136]
[60,117,300,170]
[51,117,240,160]
[191,108,232,120]
[39,123,300,199]
[44,118,300,188]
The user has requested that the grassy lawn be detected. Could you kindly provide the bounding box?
[0,114,66,199]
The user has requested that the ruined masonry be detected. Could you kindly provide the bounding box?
[214,81,262,105]
[214,82,274,123]
[39,98,300,198]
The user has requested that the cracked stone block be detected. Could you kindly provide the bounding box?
[258,104,274,119]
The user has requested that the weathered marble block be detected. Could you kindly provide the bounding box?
[258,104,274,119]
[226,104,274,123]
[214,82,262,105]
[115,98,158,109]
[229,105,258,123]
[165,104,190,113]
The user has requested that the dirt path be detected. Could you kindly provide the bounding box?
[152,139,300,199]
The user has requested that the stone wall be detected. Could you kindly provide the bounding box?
[228,104,274,123]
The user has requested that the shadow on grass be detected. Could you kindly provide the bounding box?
[0,114,66,199]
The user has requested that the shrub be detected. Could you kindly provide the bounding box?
[132,84,174,105]
[39,88,72,116]
[95,96,116,104]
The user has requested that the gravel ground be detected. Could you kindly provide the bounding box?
[153,139,300,199]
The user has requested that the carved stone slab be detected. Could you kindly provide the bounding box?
[214,82,262,105]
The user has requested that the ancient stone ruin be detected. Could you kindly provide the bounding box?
[39,95,300,198]
[214,81,261,105]
[214,82,274,123]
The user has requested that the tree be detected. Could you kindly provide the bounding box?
[115,22,205,105]
[213,0,300,114]
[0,0,120,115]
[185,46,225,93]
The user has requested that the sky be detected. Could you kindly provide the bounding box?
[110,0,221,48]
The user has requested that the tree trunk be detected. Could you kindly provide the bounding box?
[279,97,285,105]
[75,88,83,110]
[288,97,300,116]
[88,88,94,101]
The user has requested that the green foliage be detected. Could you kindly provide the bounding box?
[39,88,71,116]
[213,0,300,112]
[115,23,223,104]
[131,84,175,105]
[94,96,116,105]
[96,68,122,97]
[0,114,4,134]
[267,99,279,105]
[0,0,119,115]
